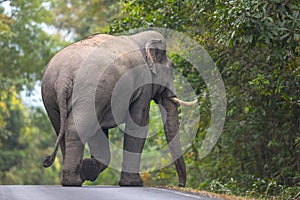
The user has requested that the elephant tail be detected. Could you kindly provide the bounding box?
[43,85,69,168]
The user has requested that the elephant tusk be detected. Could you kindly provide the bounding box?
[169,97,198,106]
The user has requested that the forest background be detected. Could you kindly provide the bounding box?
[0,0,299,199]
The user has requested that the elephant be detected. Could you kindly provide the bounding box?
[41,30,197,187]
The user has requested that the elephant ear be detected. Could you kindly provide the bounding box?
[145,39,166,75]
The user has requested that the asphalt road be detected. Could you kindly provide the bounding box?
[0,186,222,200]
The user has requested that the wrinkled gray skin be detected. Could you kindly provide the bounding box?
[41,31,186,187]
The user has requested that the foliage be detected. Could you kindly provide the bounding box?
[0,0,299,199]
[108,0,300,199]
[49,0,121,40]
[0,87,60,184]
[108,0,207,34]
[0,0,62,184]
[0,88,25,182]
[0,0,63,92]
[213,0,300,55]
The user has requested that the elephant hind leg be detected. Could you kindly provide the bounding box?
[81,129,110,182]
[62,115,84,186]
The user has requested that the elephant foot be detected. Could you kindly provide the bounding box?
[80,158,100,182]
[62,170,83,187]
[62,182,82,187]
[119,172,143,187]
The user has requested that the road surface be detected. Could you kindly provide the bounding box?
[0,186,222,200]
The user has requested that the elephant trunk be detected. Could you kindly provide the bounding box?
[160,98,186,187]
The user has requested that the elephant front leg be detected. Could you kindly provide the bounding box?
[119,133,146,186]
[62,115,84,186]
[119,102,150,186]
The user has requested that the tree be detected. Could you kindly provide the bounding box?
[0,0,122,185]
[0,90,61,184]
[0,0,63,92]
[0,88,25,183]
[1,0,299,197]
[0,0,62,184]
[108,0,300,198]
[50,0,120,40]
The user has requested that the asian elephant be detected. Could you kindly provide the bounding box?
[41,31,196,187]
